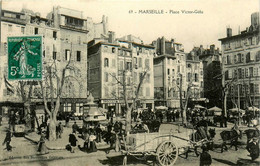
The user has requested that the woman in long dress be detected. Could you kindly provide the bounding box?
[38,132,48,154]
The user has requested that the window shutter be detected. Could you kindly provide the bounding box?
[234,54,237,63]
[241,54,244,63]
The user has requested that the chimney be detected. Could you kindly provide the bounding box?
[108,31,115,43]
[161,36,165,55]
[227,28,232,37]
[251,12,259,28]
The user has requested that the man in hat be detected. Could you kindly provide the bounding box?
[246,137,259,161]
[200,145,212,166]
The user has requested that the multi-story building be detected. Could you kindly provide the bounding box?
[185,52,204,107]
[219,12,260,109]
[88,34,155,115]
[190,45,222,108]
[153,37,187,108]
[0,9,27,104]
[0,6,108,117]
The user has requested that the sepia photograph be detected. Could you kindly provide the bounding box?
[0,0,259,165]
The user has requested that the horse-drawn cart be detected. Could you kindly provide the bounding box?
[121,124,209,166]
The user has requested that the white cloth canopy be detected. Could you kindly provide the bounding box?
[208,106,222,112]
[228,108,245,113]
[247,106,260,112]
[194,104,206,109]
[155,106,168,110]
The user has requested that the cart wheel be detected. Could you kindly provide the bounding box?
[156,141,178,166]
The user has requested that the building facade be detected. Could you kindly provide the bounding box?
[153,37,187,108]
[88,34,155,115]
[0,6,107,117]
[190,45,222,108]
[219,12,260,109]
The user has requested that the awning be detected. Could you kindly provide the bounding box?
[208,106,222,112]
[194,104,206,109]
[155,106,168,110]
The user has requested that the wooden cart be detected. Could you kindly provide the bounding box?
[121,124,206,166]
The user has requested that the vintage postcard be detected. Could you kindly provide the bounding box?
[0,0,259,166]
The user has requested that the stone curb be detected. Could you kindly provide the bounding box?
[24,135,65,150]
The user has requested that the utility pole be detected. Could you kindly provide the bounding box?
[0,0,2,54]
[238,84,241,125]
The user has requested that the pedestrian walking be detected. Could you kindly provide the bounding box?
[200,145,212,166]
[69,131,78,153]
[95,124,102,143]
[83,130,90,152]
[72,121,79,134]
[2,130,12,151]
[56,122,63,138]
[89,129,97,153]
[246,137,259,161]
[65,115,70,127]
[37,132,48,154]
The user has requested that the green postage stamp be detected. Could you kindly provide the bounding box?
[8,36,43,80]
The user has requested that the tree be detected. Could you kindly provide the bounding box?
[40,52,83,141]
[175,73,193,126]
[16,81,34,130]
[110,68,148,133]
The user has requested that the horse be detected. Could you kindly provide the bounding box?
[188,128,216,158]
[220,129,242,152]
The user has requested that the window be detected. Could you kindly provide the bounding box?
[53,31,57,39]
[34,27,38,35]
[119,61,124,70]
[112,59,116,67]
[112,47,115,53]
[246,52,254,62]
[256,51,260,62]
[168,69,170,75]
[53,52,57,60]
[76,51,81,62]
[21,27,25,34]
[250,83,254,93]
[249,67,253,77]
[145,59,150,68]
[187,64,191,68]
[126,62,132,71]
[104,58,109,67]
[238,68,242,79]
[64,103,71,112]
[133,72,137,82]
[146,74,150,83]
[194,73,199,82]
[105,72,109,82]
[138,58,142,67]
[227,55,231,64]
[248,37,253,45]
[127,77,131,86]
[177,66,180,72]
[16,14,20,19]
[139,87,143,96]
[8,24,12,32]
[65,49,70,61]
[201,81,203,87]
[187,73,192,82]
[255,84,259,94]
[76,103,83,115]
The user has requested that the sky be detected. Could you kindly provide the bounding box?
[1,0,259,52]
